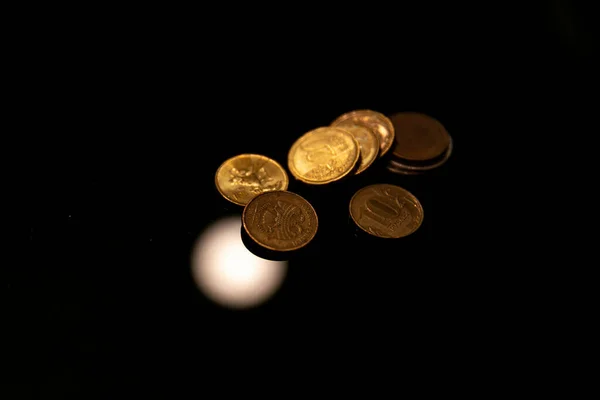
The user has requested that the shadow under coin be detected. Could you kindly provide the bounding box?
[190,215,288,310]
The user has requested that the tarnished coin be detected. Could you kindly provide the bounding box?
[331,109,395,157]
[215,154,289,206]
[335,123,379,174]
[389,112,451,162]
[242,190,318,251]
[349,184,424,238]
[288,126,360,185]
[387,136,453,174]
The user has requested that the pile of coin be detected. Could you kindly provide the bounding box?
[385,112,453,175]
[214,109,450,251]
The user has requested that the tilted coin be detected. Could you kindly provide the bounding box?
[334,123,380,174]
[389,112,451,162]
[242,190,318,251]
[288,126,360,185]
[215,154,289,206]
[331,109,395,157]
[349,184,424,238]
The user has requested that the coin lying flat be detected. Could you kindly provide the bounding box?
[349,184,424,238]
[389,112,451,162]
[243,190,318,251]
[334,123,379,174]
[215,154,289,206]
[388,136,453,174]
[331,109,395,157]
[288,126,360,185]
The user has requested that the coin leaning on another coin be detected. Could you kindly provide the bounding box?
[242,190,318,251]
[215,154,289,206]
[288,126,360,185]
[331,109,395,158]
[349,184,424,238]
[333,123,380,174]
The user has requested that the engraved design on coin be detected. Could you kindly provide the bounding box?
[229,162,283,201]
[351,184,423,238]
[244,191,318,251]
[256,199,305,241]
[300,134,350,180]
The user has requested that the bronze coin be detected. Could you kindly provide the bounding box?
[331,109,395,157]
[242,190,318,251]
[349,184,423,238]
[215,154,289,206]
[335,123,380,174]
[288,126,360,185]
[389,112,451,162]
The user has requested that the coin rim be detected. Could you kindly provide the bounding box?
[390,112,451,161]
[349,183,424,239]
[215,153,289,206]
[388,137,453,172]
[331,109,395,157]
[335,123,380,174]
[287,127,361,185]
[242,190,319,251]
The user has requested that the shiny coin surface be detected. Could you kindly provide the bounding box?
[331,109,395,157]
[288,126,360,185]
[389,112,451,162]
[335,123,379,174]
[215,154,289,206]
[243,191,318,251]
[349,184,424,238]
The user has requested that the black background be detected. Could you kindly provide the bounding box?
[13,2,594,397]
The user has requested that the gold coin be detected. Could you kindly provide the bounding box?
[215,154,289,206]
[331,109,395,157]
[242,190,318,251]
[288,126,360,185]
[389,112,451,162]
[334,123,379,174]
[349,184,424,238]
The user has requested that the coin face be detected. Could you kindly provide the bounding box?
[215,154,289,206]
[331,109,395,157]
[288,126,360,184]
[243,191,318,251]
[349,184,424,238]
[389,112,450,162]
[334,123,379,174]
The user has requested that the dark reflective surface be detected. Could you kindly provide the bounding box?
[16,3,591,396]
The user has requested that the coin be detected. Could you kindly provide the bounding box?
[349,184,424,238]
[387,136,453,174]
[242,190,318,251]
[331,109,395,157]
[334,123,379,174]
[215,154,289,206]
[288,126,360,185]
[389,112,451,162]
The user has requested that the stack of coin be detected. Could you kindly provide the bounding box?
[386,112,453,175]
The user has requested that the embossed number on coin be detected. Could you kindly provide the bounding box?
[349,184,423,238]
[243,191,318,251]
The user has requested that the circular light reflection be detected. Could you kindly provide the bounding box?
[191,216,287,309]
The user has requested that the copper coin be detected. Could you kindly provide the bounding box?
[335,123,380,174]
[242,190,318,251]
[387,136,453,173]
[331,109,395,157]
[215,154,289,206]
[288,126,360,185]
[389,112,451,162]
[349,184,424,238]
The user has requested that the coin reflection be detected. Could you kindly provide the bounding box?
[191,216,287,309]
